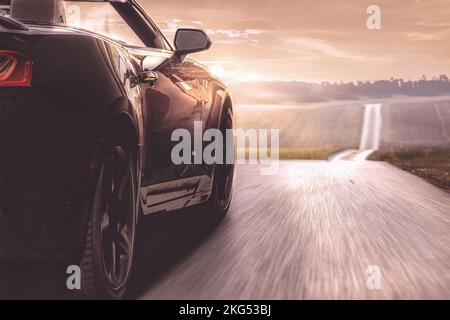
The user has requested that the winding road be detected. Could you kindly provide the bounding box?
[134,103,450,300]
[330,103,383,161]
[1,103,449,299]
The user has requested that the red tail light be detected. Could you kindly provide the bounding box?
[0,50,33,87]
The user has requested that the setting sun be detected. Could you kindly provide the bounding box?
[208,65,226,78]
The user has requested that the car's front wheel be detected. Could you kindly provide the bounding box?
[204,107,235,221]
[79,143,137,299]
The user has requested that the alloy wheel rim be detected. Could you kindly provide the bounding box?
[98,146,135,290]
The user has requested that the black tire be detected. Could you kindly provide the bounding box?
[78,143,137,300]
[204,107,235,221]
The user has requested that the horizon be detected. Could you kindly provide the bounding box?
[222,74,450,85]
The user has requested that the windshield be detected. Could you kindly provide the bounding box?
[63,1,145,47]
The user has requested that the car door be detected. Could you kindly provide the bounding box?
[134,34,214,215]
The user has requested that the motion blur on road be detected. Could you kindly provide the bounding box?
[137,102,450,300]
[1,0,450,301]
[1,98,449,300]
[139,160,450,299]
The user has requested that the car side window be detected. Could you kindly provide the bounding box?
[64,1,146,48]
[148,23,172,51]
[0,5,9,17]
[133,7,172,51]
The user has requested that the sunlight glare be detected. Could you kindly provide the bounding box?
[209,65,226,78]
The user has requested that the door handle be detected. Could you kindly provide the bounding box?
[139,70,159,85]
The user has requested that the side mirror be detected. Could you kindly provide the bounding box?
[174,28,212,61]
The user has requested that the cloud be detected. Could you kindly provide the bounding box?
[206,28,266,38]
[214,39,248,45]
[403,32,441,41]
[158,19,206,33]
[243,29,265,35]
[143,0,450,83]
[283,37,364,60]
[414,21,450,28]
[158,19,266,41]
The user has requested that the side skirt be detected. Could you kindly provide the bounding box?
[140,175,212,215]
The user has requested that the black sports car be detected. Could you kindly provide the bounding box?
[0,0,235,299]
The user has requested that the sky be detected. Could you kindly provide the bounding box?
[137,0,450,83]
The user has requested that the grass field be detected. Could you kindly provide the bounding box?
[370,149,450,191]
[236,147,344,160]
[235,102,364,159]
[374,97,450,190]
[379,96,450,150]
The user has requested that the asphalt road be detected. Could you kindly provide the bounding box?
[1,103,449,299]
[135,160,450,300]
[133,103,450,300]
[330,103,383,161]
